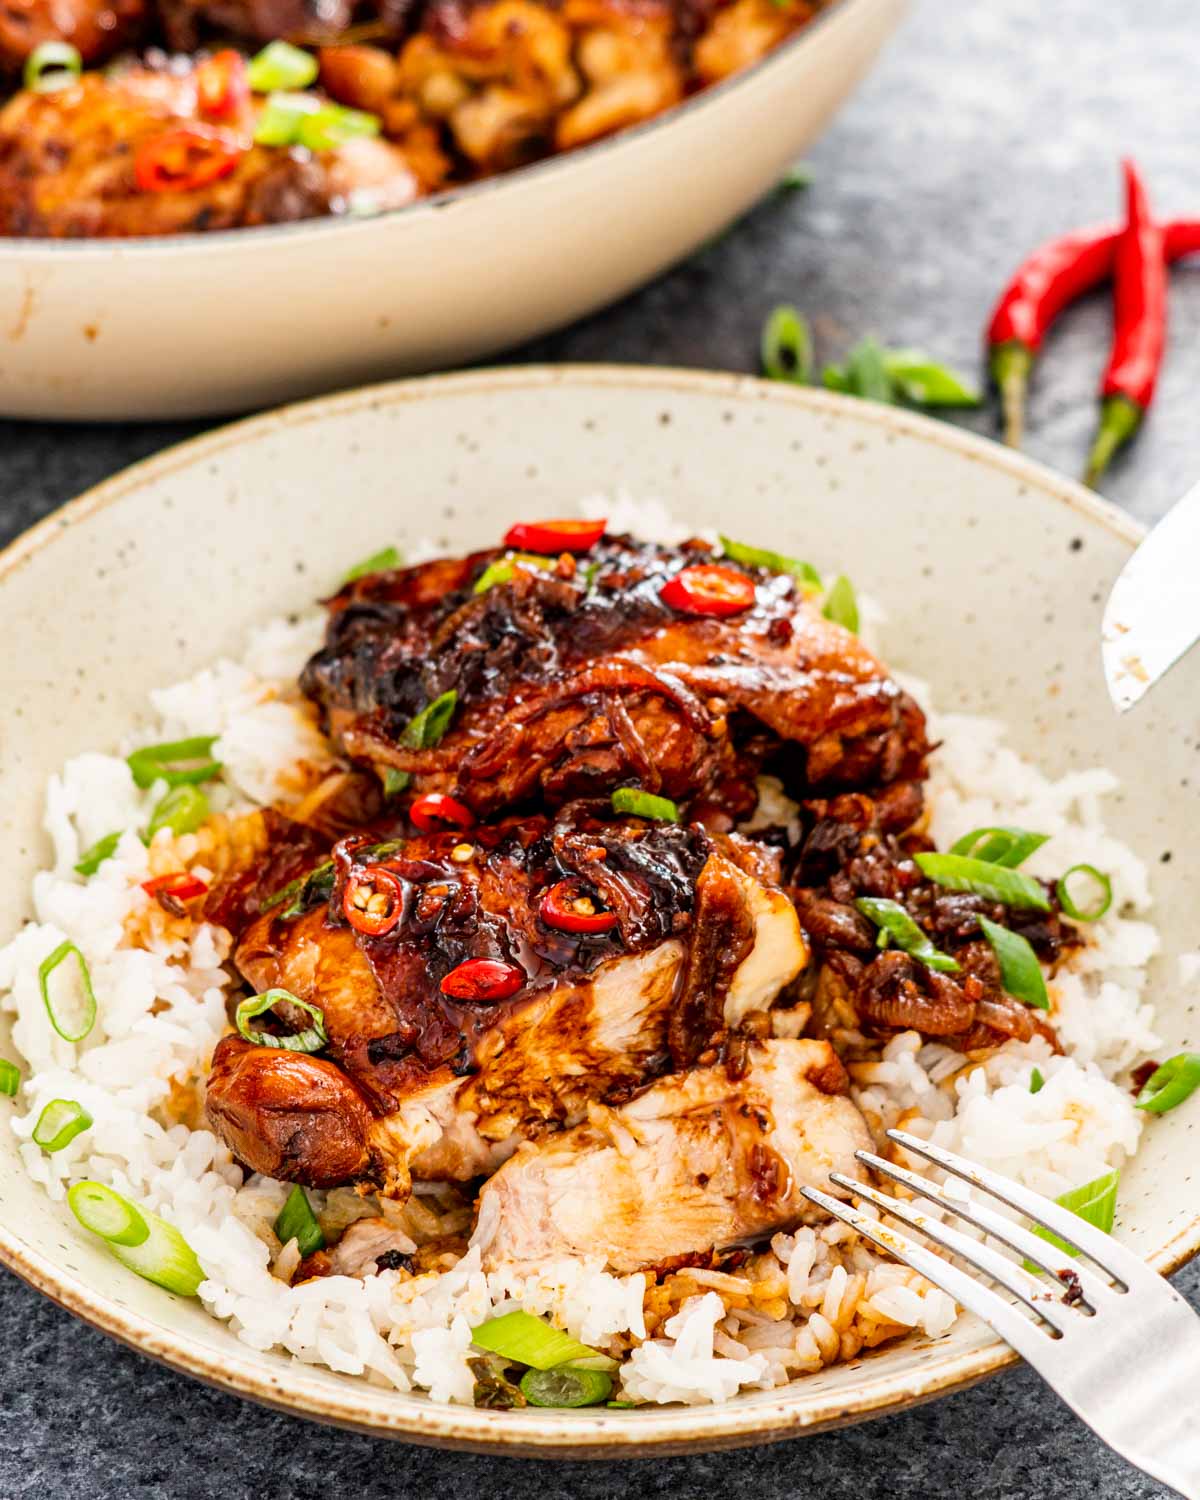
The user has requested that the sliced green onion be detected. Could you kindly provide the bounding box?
[235,988,327,1053]
[1029,1169,1119,1261]
[520,1366,613,1408]
[718,535,821,588]
[978,915,1049,1010]
[273,1185,325,1256]
[838,337,892,403]
[146,785,210,841]
[402,690,458,751]
[74,831,121,877]
[32,1098,92,1152]
[127,735,221,790]
[70,1185,204,1296]
[1135,1052,1200,1115]
[247,40,318,92]
[24,41,82,93]
[262,860,335,918]
[913,852,1050,912]
[761,305,813,385]
[822,575,859,632]
[0,1059,20,1096]
[881,351,981,408]
[611,787,679,823]
[38,940,97,1042]
[855,897,960,973]
[297,103,381,152]
[67,1180,149,1247]
[948,825,1049,869]
[382,767,410,798]
[253,89,321,146]
[474,553,554,594]
[1029,1066,1045,1095]
[779,162,812,190]
[342,545,401,584]
[470,1309,607,1371]
[1056,864,1113,922]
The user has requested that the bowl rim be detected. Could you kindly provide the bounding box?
[1,362,1195,1456]
[0,0,880,259]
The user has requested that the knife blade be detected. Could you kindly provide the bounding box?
[1102,477,1200,712]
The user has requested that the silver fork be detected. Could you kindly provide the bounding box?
[800,1128,1200,1498]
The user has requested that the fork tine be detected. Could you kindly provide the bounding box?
[856,1148,1118,1308]
[828,1171,1074,1334]
[799,1185,1056,1364]
[888,1129,1137,1292]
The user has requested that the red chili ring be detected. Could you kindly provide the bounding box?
[503,519,606,554]
[195,49,250,121]
[134,126,243,194]
[343,866,405,937]
[660,563,756,618]
[539,878,618,934]
[410,793,475,833]
[440,957,525,1001]
[141,871,209,901]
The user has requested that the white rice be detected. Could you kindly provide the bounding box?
[0,497,1177,1407]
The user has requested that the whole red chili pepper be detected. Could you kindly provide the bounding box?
[1084,160,1167,486]
[987,216,1200,448]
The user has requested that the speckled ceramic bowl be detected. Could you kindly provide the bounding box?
[0,366,1197,1455]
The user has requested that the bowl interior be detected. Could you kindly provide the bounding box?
[1,366,1197,1454]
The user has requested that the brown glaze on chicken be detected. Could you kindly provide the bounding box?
[299,535,929,826]
[478,1039,872,1272]
[203,809,807,1194]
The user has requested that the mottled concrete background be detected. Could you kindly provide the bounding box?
[1,0,1196,1494]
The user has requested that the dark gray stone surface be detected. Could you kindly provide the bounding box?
[1,0,1197,1494]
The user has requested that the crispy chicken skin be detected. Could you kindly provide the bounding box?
[477,1039,871,1272]
[203,811,807,1193]
[0,63,419,236]
[300,535,929,825]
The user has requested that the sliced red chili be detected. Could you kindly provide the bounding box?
[540,878,618,934]
[343,866,404,936]
[440,957,525,1001]
[195,49,250,121]
[140,871,209,901]
[134,126,243,193]
[409,793,475,833]
[503,520,606,554]
[660,563,756,617]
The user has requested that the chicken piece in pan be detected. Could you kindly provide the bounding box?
[300,533,929,827]
[0,59,422,236]
[477,1038,871,1273]
[204,809,807,1195]
[0,0,144,70]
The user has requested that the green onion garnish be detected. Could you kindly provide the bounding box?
[67,1180,149,1247]
[38,940,97,1042]
[948,825,1049,869]
[273,1185,325,1256]
[761,305,813,385]
[519,1366,613,1408]
[855,897,960,973]
[1029,1169,1119,1263]
[254,89,321,146]
[382,767,409,798]
[127,735,221,790]
[913,852,1051,912]
[1056,864,1113,922]
[262,859,335,919]
[247,39,318,92]
[470,1309,612,1370]
[1134,1052,1200,1115]
[0,1059,20,1096]
[402,690,458,751]
[474,553,554,594]
[235,988,327,1053]
[68,1181,204,1296]
[718,535,821,588]
[297,103,381,152]
[977,915,1048,1010]
[779,162,812,191]
[74,831,121,877]
[611,787,680,823]
[1029,1066,1045,1094]
[32,1098,92,1152]
[24,41,82,93]
[881,350,981,409]
[343,545,401,584]
[146,785,210,841]
[822,575,859,632]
